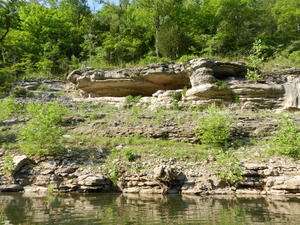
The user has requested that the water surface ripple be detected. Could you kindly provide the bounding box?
[0,193,300,224]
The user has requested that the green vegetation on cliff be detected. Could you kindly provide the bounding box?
[19,102,68,155]
[1,96,299,184]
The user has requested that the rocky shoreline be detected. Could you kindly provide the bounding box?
[1,58,300,196]
[1,154,300,196]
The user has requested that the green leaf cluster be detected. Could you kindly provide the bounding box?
[268,115,300,158]
[1,0,300,78]
[213,151,244,185]
[246,39,264,81]
[18,102,68,155]
[1,155,14,175]
[0,97,22,122]
[195,105,231,149]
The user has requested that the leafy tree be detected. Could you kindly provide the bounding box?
[0,0,19,43]
[272,0,300,37]
[136,0,185,58]
[0,0,299,78]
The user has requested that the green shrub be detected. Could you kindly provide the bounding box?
[268,116,300,158]
[125,95,142,107]
[181,87,188,96]
[130,105,140,124]
[287,50,300,67]
[45,184,57,203]
[138,55,170,65]
[171,92,182,101]
[0,68,15,97]
[1,155,14,175]
[0,213,4,225]
[154,107,165,125]
[0,98,22,122]
[213,80,228,90]
[230,92,240,103]
[124,148,136,162]
[213,151,244,185]
[195,105,231,149]
[36,83,49,91]
[18,102,68,155]
[170,91,183,110]
[246,70,263,82]
[176,54,199,63]
[246,39,264,81]
[103,147,122,185]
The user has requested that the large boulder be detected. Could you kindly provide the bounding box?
[12,155,33,175]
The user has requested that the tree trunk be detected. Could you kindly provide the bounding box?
[155,28,159,57]
[0,44,6,63]
[155,15,160,57]
[0,12,11,43]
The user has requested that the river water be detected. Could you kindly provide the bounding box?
[0,193,300,224]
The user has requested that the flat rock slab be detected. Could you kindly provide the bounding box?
[0,184,23,192]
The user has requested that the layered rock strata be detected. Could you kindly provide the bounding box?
[67,59,300,110]
[67,63,190,97]
[2,155,300,196]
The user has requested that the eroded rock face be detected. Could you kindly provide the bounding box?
[2,152,300,196]
[67,58,300,110]
[119,167,185,194]
[283,76,300,110]
[67,63,191,97]
[229,82,285,109]
[12,155,33,175]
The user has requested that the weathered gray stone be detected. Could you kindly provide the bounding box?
[23,186,48,194]
[67,64,191,97]
[189,68,216,86]
[78,175,108,186]
[283,77,300,110]
[13,155,33,175]
[0,184,23,192]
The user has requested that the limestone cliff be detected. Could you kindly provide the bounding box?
[67,58,300,111]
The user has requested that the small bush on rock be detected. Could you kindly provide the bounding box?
[213,80,228,90]
[125,95,142,108]
[0,98,22,122]
[195,105,231,149]
[124,148,136,162]
[268,115,300,158]
[0,68,15,97]
[171,92,182,102]
[246,39,264,81]
[1,155,14,175]
[213,151,244,185]
[18,102,68,156]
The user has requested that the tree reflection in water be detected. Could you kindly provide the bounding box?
[0,193,300,225]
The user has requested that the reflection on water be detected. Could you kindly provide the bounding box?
[0,193,300,225]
